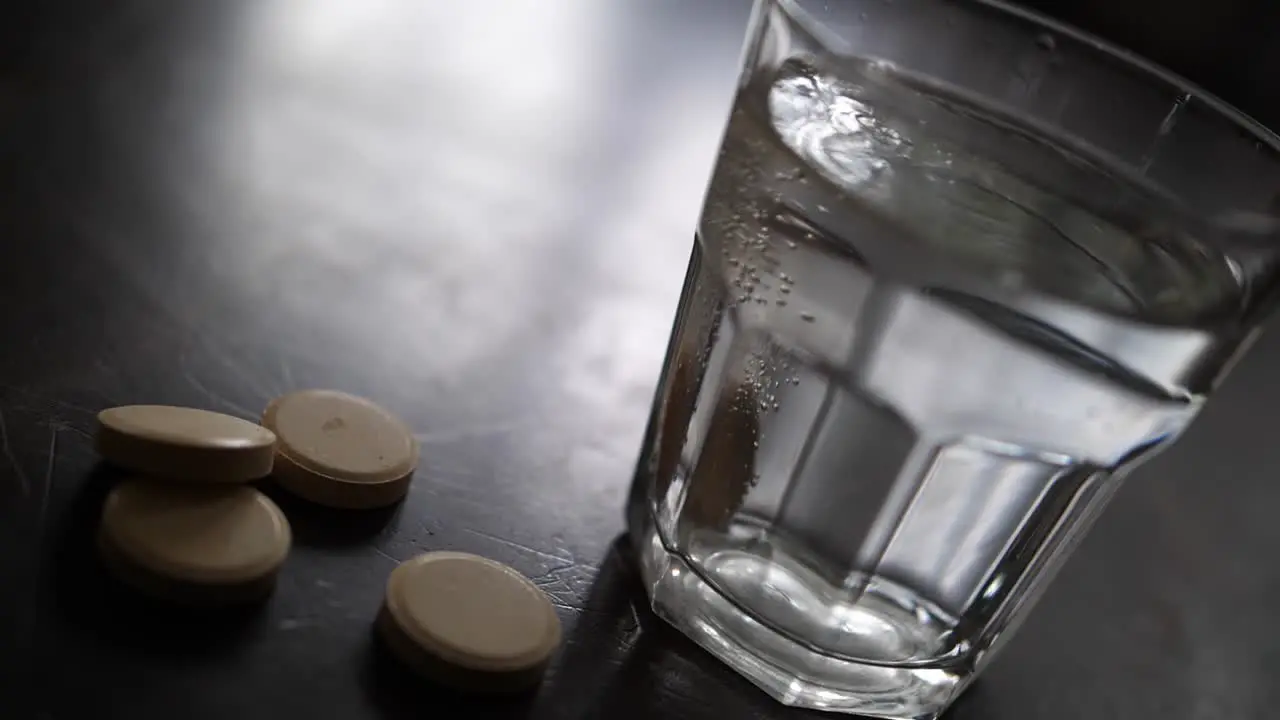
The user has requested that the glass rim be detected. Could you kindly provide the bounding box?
[777,0,1280,154]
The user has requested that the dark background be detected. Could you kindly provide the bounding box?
[1035,0,1280,129]
[1,2,1277,720]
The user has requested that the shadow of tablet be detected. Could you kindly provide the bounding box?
[358,630,540,720]
[46,464,269,655]
[258,480,403,548]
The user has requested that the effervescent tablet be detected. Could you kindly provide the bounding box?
[262,390,418,509]
[98,479,291,604]
[96,405,276,483]
[377,552,561,691]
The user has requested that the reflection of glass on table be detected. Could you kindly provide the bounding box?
[626,1,1280,717]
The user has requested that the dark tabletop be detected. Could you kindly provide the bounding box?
[2,2,1278,719]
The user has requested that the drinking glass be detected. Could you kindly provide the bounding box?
[625,1,1280,717]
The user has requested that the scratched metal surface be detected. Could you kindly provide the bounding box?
[1,1,1278,719]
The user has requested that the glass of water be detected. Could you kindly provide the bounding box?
[625,0,1280,717]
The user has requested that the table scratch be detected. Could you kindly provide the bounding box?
[0,383,97,418]
[181,368,256,419]
[461,526,576,564]
[37,427,57,535]
[277,353,296,392]
[0,408,31,496]
[204,341,275,401]
[413,417,539,445]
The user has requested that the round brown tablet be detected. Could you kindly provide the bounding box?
[96,405,277,483]
[262,390,418,509]
[98,479,291,605]
[377,552,561,692]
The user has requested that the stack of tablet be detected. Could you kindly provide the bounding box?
[92,390,561,691]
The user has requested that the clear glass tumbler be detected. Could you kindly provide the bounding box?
[625,1,1280,717]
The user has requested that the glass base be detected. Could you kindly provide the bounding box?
[633,520,971,719]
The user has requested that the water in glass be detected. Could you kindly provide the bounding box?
[627,35,1251,720]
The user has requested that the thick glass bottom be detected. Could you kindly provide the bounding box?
[634,519,973,719]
